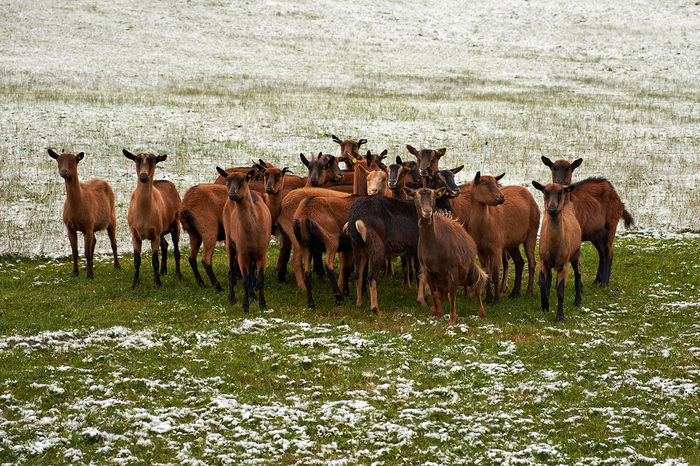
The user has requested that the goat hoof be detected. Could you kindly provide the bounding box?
[307,301,315,308]
[86,272,94,279]
[334,297,344,307]
[213,284,223,292]
[555,314,565,322]
[72,271,79,277]
[114,263,121,270]
[370,307,379,315]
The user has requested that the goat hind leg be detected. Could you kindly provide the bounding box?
[159,236,168,275]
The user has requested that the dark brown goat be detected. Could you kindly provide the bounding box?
[541,156,634,286]
[467,172,539,304]
[347,195,430,315]
[49,150,119,278]
[387,156,422,197]
[216,167,272,313]
[410,187,488,322]
[124,150,181,288]
[301,152,344,187]
[532,181,583,321]
[406,145,446,179]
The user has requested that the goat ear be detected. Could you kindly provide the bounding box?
[123,149,136,160]
[299,153,310,167]
[48,149,59,160]
[571,158,583,170]
[76,152,84,162]
[396,155,403,165]
[435,187,447,198]
[245,169,257,181]
[406,145,418,156]
[450,165,464,175]
[355,162,369,175]
[155,154,167,163]
[541,156,554,168]
[358,139,367,146]
[436,148,446,158]
[563,184,576,193]
[216,166,229,178]
[495,172,505,181]
[281,167,290,175]
[324,156,336,169]
[258,159,268,168]
[532,181,545,192]
[332,134,342,144]
[402,187,416,198]
[379,149,388,158]
[474,171,481,184]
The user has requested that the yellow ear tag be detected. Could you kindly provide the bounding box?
[349,155,358,164]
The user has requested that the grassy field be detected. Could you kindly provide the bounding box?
[0,233,698,464]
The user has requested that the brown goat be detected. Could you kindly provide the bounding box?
[406,145,446,179]
[332,134,367,170]
[532,181,583,321]
[409,187,488,322]
[541,156,634,286]
[124,150,181,288]
[49,150,119,278]
[301,152,344,187]
[216,167,272,313]
[467,172,539,304]
[178,183,228,290]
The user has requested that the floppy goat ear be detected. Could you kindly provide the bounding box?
[402,187,416,198]
[76,152,85,162]
[216,166,229,178]
[563,184,576,193]
[436,148,446,158]
[123,149,136,161]
[532,181,545,192]
[324,155,336,169]
[541,156,554,168]
[245,169,257,181]
[48,149,59,160]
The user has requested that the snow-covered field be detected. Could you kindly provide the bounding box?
[0,0,699,255]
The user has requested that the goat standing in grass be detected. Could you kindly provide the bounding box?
[124,149,181,288]
[408,187,488,322]
[216,167,272,313]
[467,172,539,304]
[532,181,583,322]
[541,156,634,286]
[49,149,119,278]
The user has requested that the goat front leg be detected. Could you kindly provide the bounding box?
[131,235,142,289]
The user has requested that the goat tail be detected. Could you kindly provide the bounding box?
[179,209,197,235]
[622,209,634,229]
[467,263,489,295]
[292,219,308,247]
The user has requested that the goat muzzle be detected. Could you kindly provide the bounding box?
[139,173,149,183]
[496,195,505,205]
[59,170,69,178]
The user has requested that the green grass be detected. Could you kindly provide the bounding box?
[0,234,698,463]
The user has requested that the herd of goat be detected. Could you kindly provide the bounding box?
[47,134,634,322]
